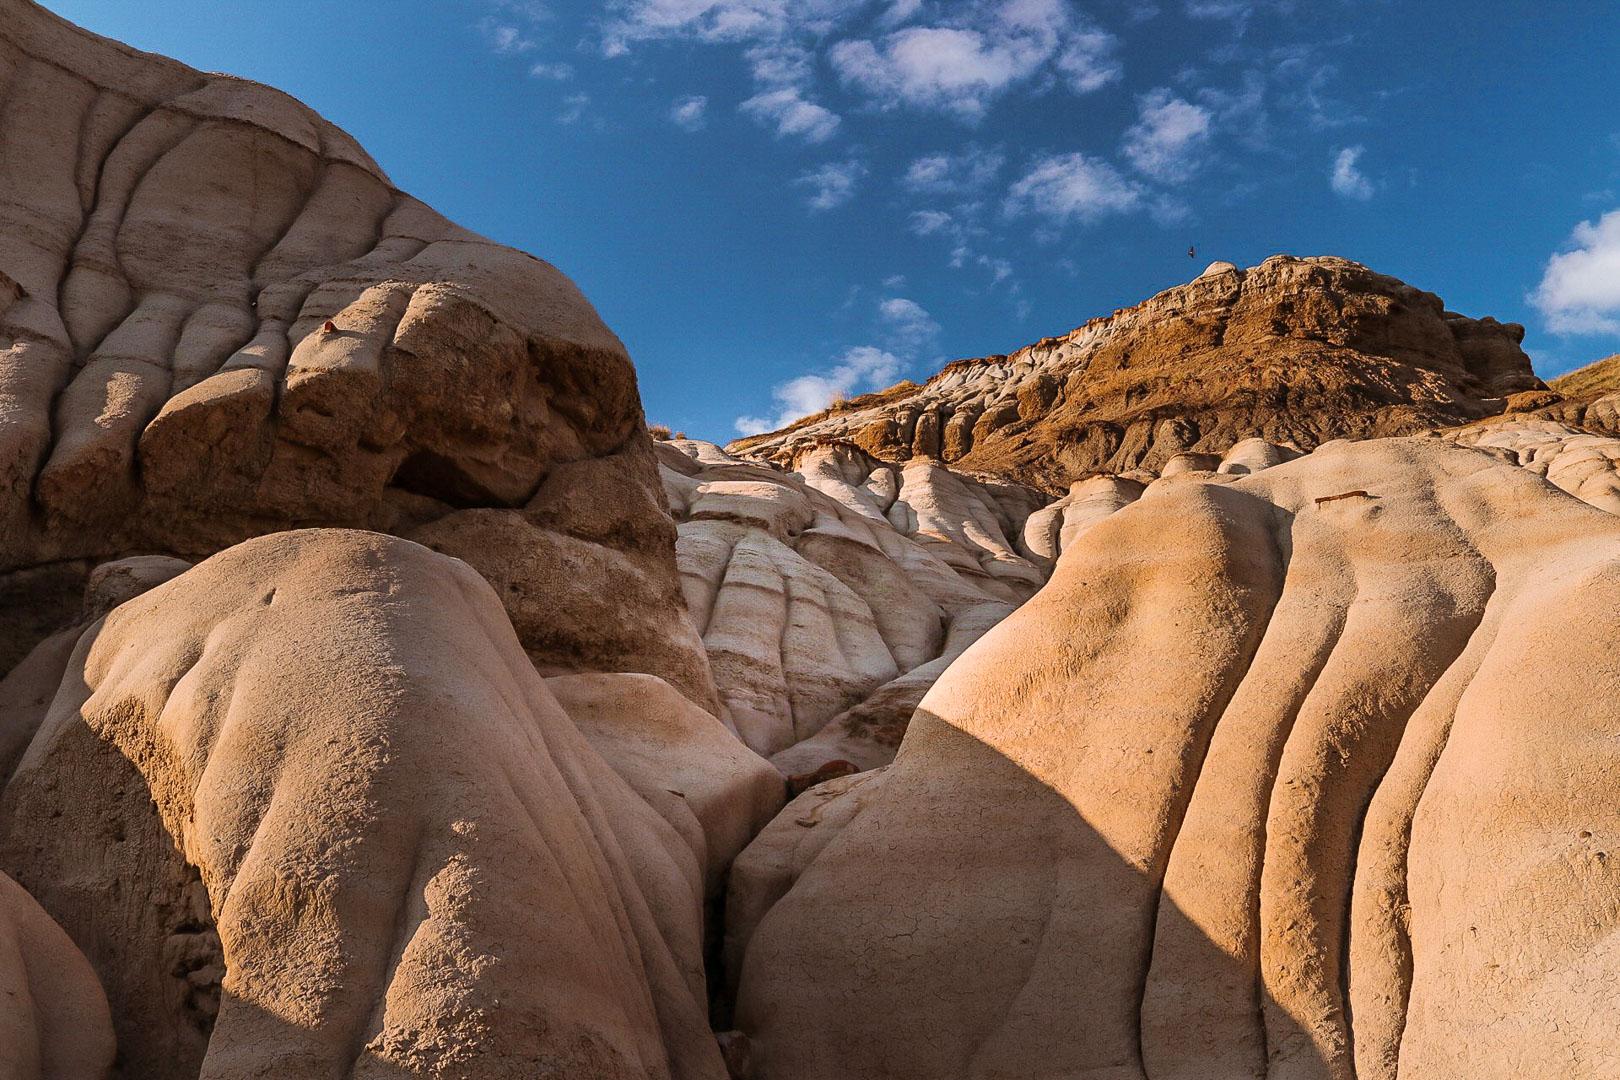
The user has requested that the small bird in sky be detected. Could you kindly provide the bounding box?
[1188,245,1197,259]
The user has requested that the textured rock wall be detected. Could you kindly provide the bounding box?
[731,436,1620,1079]
[656,438,1047,778]
[0,531,743,1079]
[730,257,1543,492]
[0,870,115,1079]
[0,0,712,707]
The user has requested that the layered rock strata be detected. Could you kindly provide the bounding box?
[730,257,1543,492]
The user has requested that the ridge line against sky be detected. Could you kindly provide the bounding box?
[44,0,1620,440]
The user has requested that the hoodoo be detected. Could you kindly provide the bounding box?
[3,2,1620,1078]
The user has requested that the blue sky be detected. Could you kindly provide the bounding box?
[47,0,1620,440]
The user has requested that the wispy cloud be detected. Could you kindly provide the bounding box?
[909,209,956,235]
[903,145,1006,193]
[741,87,842,142]
[1005,152,1144,226]
[1122,89,1213,183]
[487,24,537,52]
[734,293,950,434]
[557,92,591,125]
[478,0,550,55]
[879,296,942,351]
[601,0,862,55]
[829,0,1121,120]
[670,94,709,131]
[1330,145,1374,200]
[734,344,906,435]
[796,159,868,210]
[1532,209,1620,335]
[529,61,574,79]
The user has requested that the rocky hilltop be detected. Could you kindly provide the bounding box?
[730,256,1544,491]
[6,4,1620,1080]
[1551,351,1620,398]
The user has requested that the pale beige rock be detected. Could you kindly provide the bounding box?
[732,436,1620,1080]
[1447,418,1620,515]
[656,438,1060,769]
[1021,475,1147,568]
[0,0,715,710]
[0,529,726,1080]
[1217,436,1302,475]
[721,768,890,1000]
[546,672,785,893]
[768,601,1011,778]
[0,871,116,1079]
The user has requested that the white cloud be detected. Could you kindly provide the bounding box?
[977,254,1014,282]
[744,41,814,86]
[879,296,941,350]
[903,145,1005,192]
[741,87,842,142]
[1533,210,1620,335]
[1005,152,1144,226]
[557,92,591,125]
[602,0,866,54]
[734,345,905,434]
[478,1,550,53]
[670,94,709,130]
[1122,89,1212,183]
[529,61,574,79]
[1330,145,1374,200]
[483,22,538,54]
[880,0,925,25]
[796,159,867,210]
[829,0,1121,119]
[1185,0,1253,18]
[909,209,955,235]
[1184,0,1295,19]
[1053,23,1122,93]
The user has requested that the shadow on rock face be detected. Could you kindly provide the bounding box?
[728,438,1620,1079]
[0,529,733,1080]
[730,716,1329,1080]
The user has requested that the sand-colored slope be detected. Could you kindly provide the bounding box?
[732,435,1620,1079]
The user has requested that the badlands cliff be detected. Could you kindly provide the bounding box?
[729,256,1544,491]
[5,3,1620,1079]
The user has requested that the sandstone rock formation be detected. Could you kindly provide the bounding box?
[0,0,710,708]
[1447,417,1620,515]
[0,530,732,1080]
[0,870,115,1079]
[656,437,1044,775]
[1506,353,1620,437]
[9,5,1620,1079]
[546,671,785,894]
[729,256,1543,492]
[731,436,1620,1079]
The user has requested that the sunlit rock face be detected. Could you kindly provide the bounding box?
[0,870,114,1079]
[658,437,1044,777]
[730,436,1620,1080]
[729,255,1542,492]
[9,5,1620,1080]
[0,530,745,1080]
[0,0,712,710]
[657,434,1323,781]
